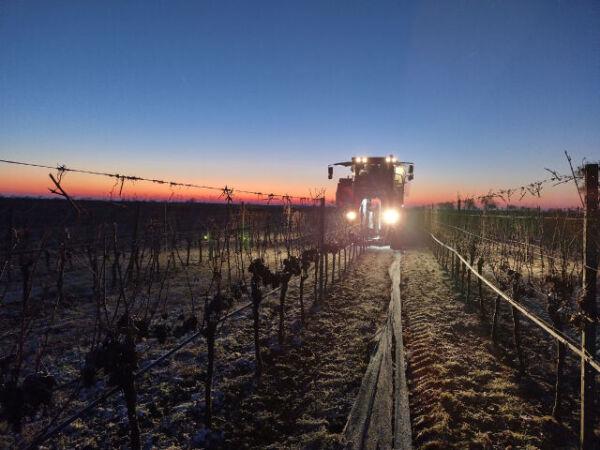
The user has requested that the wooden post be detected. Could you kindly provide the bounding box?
[318,197,325,302]
[225,202,232,287]
[250,276,263,378]
[199,235,203,264]
[324,250,329,292]
[164,202,168,253]
[460,261,466,295]
[580,163,598,449]
[241,201,246,251]
[278,278,289,345]
[466,244,475,303]
[477,257,485,316]
[491,294,501,342]
[332,250,336,284]
[313,255,319,300]
[5,207,13,282]
[466,262,472,302]
[511,304,526,375]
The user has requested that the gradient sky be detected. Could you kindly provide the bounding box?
[1,0,599,206]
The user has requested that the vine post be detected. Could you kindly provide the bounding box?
[318,197,325,302]
[580,163,598,449]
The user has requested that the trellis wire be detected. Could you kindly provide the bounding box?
[430,232,600,373]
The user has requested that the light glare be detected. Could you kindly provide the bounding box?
[345,210,357,221]
[383,208,400,225]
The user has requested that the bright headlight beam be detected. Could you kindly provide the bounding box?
[383,208,400,225]
[345,210,357,221]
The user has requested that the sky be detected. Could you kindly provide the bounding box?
[1,0,599,207]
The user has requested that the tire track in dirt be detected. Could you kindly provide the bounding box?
[401,249,574,449]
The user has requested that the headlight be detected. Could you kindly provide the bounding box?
[383,208,400,224]
[345,210,357,221]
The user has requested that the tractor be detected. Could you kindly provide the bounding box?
[328,155,414,249]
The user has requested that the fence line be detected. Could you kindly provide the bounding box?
[0,169,364,448]
[0,158,318,203]
[430,232,600,373]
[432,219,597,272]
[19,237,364,449]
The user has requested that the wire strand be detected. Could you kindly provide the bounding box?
[0,158,320,203]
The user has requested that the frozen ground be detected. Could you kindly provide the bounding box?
[401,249,579,449]
[5,244,593,449]
[16,248,392,449]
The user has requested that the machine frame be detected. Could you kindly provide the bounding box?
[328,155,414,248]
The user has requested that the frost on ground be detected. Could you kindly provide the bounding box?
[38,248,393,449]
[401,249,577,449]
[220,247,393,448]
[11,244,585,449]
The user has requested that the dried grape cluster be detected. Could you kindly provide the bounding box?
[0,371,56,431]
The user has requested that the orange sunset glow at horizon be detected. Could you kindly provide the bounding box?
[0,162,583,210]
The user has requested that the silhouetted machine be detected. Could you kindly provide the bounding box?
[328,155,414,248]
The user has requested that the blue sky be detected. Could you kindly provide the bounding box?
[1,0,598,205]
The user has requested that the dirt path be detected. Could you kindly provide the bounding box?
[401,249,576,449]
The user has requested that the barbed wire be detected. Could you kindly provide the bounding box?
[458,170,581,206]
[436,152,596,207]
[0,158,322,204]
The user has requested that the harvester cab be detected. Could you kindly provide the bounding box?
[328,155,414,249]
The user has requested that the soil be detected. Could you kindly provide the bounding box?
[3,242,592,449]
[400,248,579,449]
[21,248,393,449]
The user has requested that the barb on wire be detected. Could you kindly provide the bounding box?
[436,168,581,208]
[0,158,315,204]
[220,185,234,204]
[55,165,67,184]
